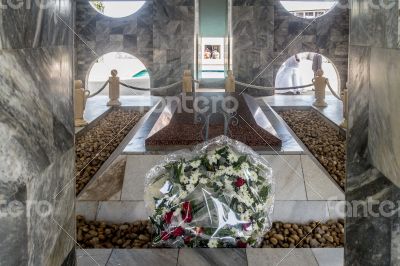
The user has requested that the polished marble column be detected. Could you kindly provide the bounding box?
[346,0,400,264]
[0,0,75,265]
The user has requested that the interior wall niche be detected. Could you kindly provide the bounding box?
[280,0,338,19]
[275,52,340,94]
[87,52,150,96]
[89,1,146,18]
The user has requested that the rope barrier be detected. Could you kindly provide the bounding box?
[235,80,314,91]
[119,81,151,91]
[119,80,182,91]
[327,82,342,101]
[88,80,109,98]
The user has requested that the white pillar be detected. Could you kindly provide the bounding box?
[312,69,328,107]
[182,69,193,93]
[225,70,236,92]
[340,89,348,128]
[107,69,121,106]
[74,80,90,127]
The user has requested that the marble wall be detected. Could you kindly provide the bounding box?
[346,0,400,264]
[232,0,349,96]
[0,0,75,265]
[232,0,275,95]
[75,0,195,96]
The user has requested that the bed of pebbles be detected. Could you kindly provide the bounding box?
[279,110,346,189]
[77,215,152,249]
[77,216,344,249]
[262,220,344,248]
[75,109,143,195]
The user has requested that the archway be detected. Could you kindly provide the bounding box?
[89,1,146,18]
[87,52,150,96]
[280,1,337,19]
[275,52,340,95]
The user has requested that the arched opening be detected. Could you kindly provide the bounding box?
[87,52,150,96]
[280,1,337,19]
[89,1,146,18]
[275,52,340,95]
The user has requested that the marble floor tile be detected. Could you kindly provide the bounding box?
[300,155,344,200]
[178,248,247,266]
[78,156,127,201]
[327,201,345,221]
[76,249,112,266]
[262,95,343,127]
[84,96,161,123]
[76,201,99,221]
[96,201,148,223]
[312,248,344,266]
[121,155,163,201]
[246,248,318,266]
[273,201,330,223]
[263,155,307,200]
[106,249,178,266]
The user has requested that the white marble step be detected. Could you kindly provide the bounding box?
[76,248,344,266]
[119,154,343,202]
[76,199,344,224]
[76,154,344,223]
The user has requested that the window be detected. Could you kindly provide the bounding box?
[87,52,150,96]
[280,1,337,19]
[89,1,146,18]
[275,52,340,95]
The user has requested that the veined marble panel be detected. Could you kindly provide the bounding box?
[350,0,399,49]
[0,0,73,49]
[0,0,74,264]
[369,47,400,187]
[0,47,73,184]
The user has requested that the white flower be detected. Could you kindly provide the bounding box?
[186,183,195,192]
[237,204,244,213]
[241,162,249,170]
[228,152,239,163]
[190,160,201,169]
[216,181,223,187]
[256,204,264,212]
[208,239,219,248]
[208,153,221,165]
[190,170,201,184]
[249,171,258,181]
[180,175,190,184]
[199,178,208,184]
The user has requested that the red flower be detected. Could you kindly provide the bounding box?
[242,223,251,231]
[164,211,174,224]
[182,212,193,223]
[182,201,192,212]
[172,226,185,237]
[182,201,193,223]
[234,177,246,187]
[236,240,247,248]
[161,231,170,241]
[184,235,192,244]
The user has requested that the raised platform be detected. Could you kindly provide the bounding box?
[123,94,304,155]
[76,248,344,266]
